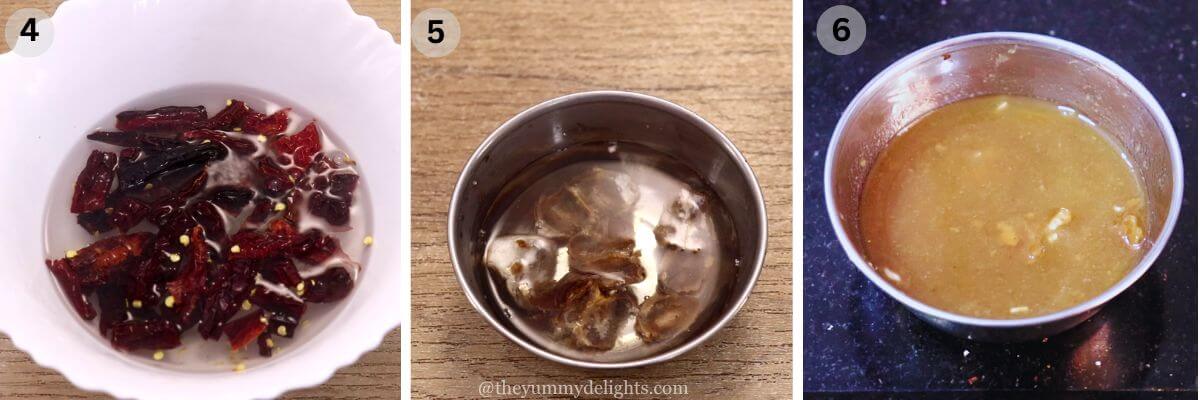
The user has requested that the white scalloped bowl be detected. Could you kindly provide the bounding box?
[0,1,405,399]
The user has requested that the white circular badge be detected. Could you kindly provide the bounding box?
[412,8,460,58]
[4,8,54,57]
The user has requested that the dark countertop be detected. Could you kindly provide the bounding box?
[802,0,1197,397]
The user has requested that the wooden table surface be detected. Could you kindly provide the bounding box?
[411,1,792,398]
[0,1,402,399]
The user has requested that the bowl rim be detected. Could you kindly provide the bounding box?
[823,31,1185,329]
[447,90,768,368]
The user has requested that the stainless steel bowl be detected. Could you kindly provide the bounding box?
[825,32,1184,342]
[449,91,767,368]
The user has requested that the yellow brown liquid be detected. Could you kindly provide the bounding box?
[860,95,1148,319]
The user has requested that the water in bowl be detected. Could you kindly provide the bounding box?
[42,87,373,372]
[482,141,739,362]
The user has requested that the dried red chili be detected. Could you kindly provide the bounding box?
[45,99,363,362]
